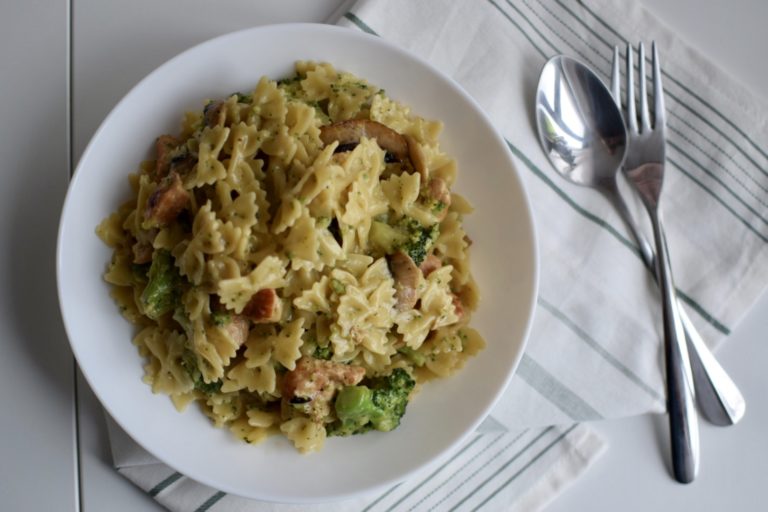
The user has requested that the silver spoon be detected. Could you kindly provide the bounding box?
[533,55,744,428]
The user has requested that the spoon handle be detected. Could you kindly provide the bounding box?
[607,187,745,426]
[649,207,699,483]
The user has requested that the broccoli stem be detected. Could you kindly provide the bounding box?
[141,249,181,319]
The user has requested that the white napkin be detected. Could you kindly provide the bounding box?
[108,0,768,510]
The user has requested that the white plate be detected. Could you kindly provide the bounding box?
[57,23,538,503]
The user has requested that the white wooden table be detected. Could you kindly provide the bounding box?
[1,1,765,510]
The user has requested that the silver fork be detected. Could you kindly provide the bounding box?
[614,42,699,483]
[611,49,745,429]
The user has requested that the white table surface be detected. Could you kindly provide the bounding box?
[2,1,765,510]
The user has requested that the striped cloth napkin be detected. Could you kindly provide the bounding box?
[108,0,768,510]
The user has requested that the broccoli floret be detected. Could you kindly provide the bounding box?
[234,92,252,104]
[211,310,231,326]
[369,217,439,266]
[327,368,416,436]
[314,344,333,360]
[181,349,222,394]
[398,217,439,266]
[140,250,182,319]
[397,346,426,367]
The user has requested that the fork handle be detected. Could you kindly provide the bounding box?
[606,185,745,426]
[650,207,700,483]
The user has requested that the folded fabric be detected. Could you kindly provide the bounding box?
[109,0,768,510]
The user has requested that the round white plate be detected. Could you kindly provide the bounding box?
[57,23,538,503]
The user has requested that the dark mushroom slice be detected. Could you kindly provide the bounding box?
[320,119,409,162]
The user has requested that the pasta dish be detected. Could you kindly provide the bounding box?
[97,62,483,453]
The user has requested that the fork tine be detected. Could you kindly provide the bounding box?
[611,46,621,104]
[638,42,651,132]
[625,43,637,133]
[652,41,666,130]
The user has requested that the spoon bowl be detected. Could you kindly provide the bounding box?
[535,55,628,189]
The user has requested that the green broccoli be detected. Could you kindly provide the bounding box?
[327,368,416,436]
[140,250,182,319]
[398,217,439,266]
[368,217,439,266]
[397,346,426,367]
[313,344,333,360]
[181,349,222,394]
[211,310,231,326]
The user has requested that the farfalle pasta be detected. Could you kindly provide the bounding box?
[96,62,484,453]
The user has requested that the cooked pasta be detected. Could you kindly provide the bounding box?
[96,62,484,453]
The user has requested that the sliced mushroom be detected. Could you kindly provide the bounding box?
[144,172,190,228]
[241,288,282,323]
[282,356,366,421]
[389,250,421,311]
[320,119,409,161]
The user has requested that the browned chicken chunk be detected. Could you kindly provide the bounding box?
[131,227,158,264]
[144,172,189,228]
[223,314,250,347]
[426,177,451,220]
[320,119,409,161]
[282,356,366,421]
[419,253,442,277]
[404,134,427,179]
[389,250,421,311]
[241,288,282,323]
[452,293,465,322]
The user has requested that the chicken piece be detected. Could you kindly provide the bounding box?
[223,314,250,348]
[419,253,442,277]
[144,172,189,228]
[131,228,158,264]
[389,251,421,312]
[282,356,366,421]
[426,177,451,220]
[154,135,180,179]
[404,134,427,179]
[241,288,282,323]
[452,293,465,322]
[320,119,409,161]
